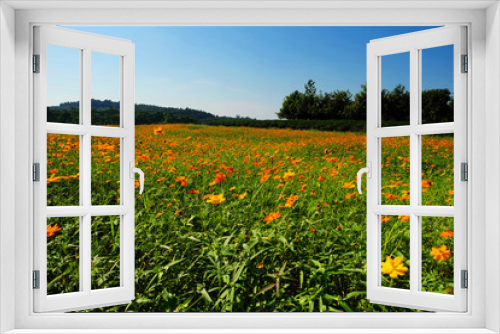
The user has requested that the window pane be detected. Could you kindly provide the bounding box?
[421,134,454,206]
[421,45,454,124]
[47,217,80,295]
[91,137,121,205]
[91,216,121,290]
[91,52,121,126]
[47,44,80,124]
[381,136,410,205]
[421,216,454,294]
[47,134,80,206]
[380,215,410,290]
[381,52,410,127]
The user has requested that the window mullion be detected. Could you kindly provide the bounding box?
[81,47,92,294]
[409,47,421,294]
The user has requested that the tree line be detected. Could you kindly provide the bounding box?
[277,80,454,124]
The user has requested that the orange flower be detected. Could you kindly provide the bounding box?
[345,192,357,199]
[385,192,398,201]
[342,181,356,189]
[154,127,164,135]
[317,175,326,181]
[422,179,433,188]
[47,174,63,184]
[430,245,451,261]
[381,216,391,223]
[279,195,299,208]
[257,262,264,269]
[187,189,199,194]
[47,223,62,237]
[400,215,410,222]
[439,228,454,238]
[175,176,188,187]
[264,211,281,224]
[49,168,59,175]
[238,192,248,200]
[399,190,410,200]
[448,190,454,195]
[209,172,226,186]
[260,173,270,183]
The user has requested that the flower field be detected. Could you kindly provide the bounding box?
[46,124,455,312]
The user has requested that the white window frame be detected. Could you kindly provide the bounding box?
[33,26,136,313]
[365,26,467,312]
[1,2,499,333]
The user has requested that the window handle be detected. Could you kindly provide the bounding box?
[357,162,371,194]
[129,162,145,195]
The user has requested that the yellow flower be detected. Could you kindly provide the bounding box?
[430,245,451,261]
[381,256,408,279]
[205,194,226,204]
[238,192,247,200]
[283,170,295,181]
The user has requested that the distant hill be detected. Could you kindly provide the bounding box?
[48,99,219,125]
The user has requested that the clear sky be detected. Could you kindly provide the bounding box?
[49,26,453,119]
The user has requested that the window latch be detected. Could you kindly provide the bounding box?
[357,162,371,194]
[129,161,145,195]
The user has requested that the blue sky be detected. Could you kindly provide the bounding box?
[48,26,453,119]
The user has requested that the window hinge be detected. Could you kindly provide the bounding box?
[461,270,468,289]
[33,54,40,73]
[33,270,40,289]
[461,54,468,73]
[33,163,40,182]
[461,162,468,181]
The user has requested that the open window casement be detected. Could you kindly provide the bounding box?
[360,26,467,312]
[33,26,140,312]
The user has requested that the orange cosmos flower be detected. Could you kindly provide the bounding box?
[175,176,188,187]
[49,168,59,175]
[400,190,410,200]
[345,192,357,199]
[317,175,326,181]
[260,174,270,183]
[430,245,451,261]
[381,216,391,223]
[154,127,164,135]
[47,223,62,237]
[381,256,408,279]
[209,172,226,186]
[400,215,410,223]
[439,228,454,238]
[47,174,63,184]
[264,211,281,224]
[342,181,356,189]
[279,194,299,208]
[238,192,247,200]
[422,179,433,188]
[187,189,199,194]
[385,192,398,201]
[205,194,225,204]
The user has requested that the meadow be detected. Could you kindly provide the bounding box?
[45,124,455,312]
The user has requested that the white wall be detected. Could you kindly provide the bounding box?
[485,2,500,333]
[0,2,16,333]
